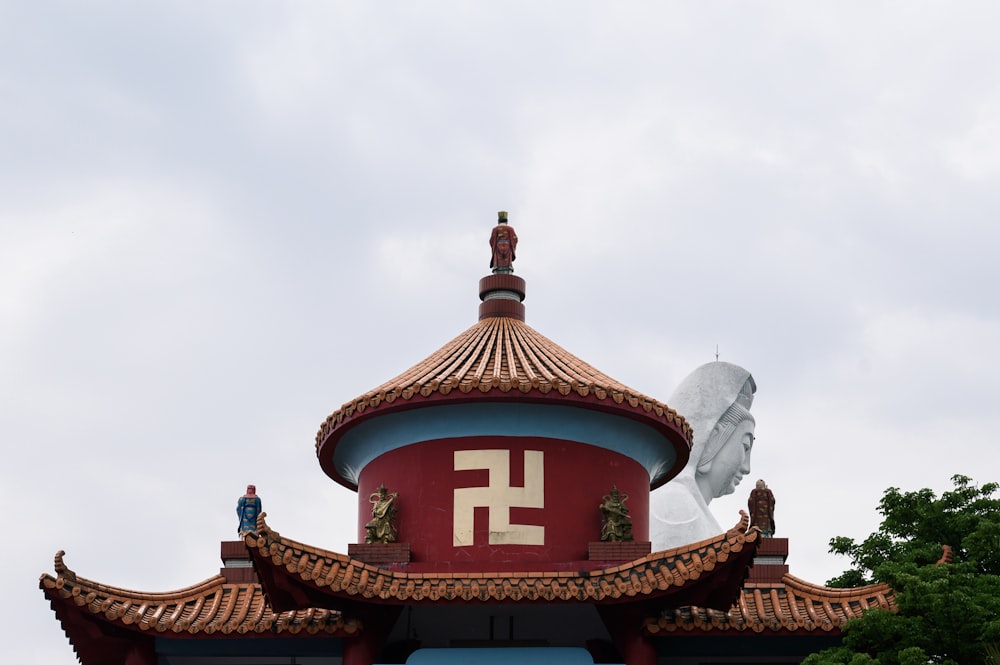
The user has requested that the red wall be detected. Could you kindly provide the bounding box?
[357,436,649,568]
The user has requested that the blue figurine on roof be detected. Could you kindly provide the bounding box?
[237,484,261,535]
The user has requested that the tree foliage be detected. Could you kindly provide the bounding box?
[803,475,1000,665]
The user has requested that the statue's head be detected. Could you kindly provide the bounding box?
[497,210,508,224]
[755,479,767,490]
[605,486,626,503]
[668,362,756,503]
[246,484,256,496]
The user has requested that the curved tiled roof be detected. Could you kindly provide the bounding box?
[643,573,895,636]
[315,317,693,485]
[244,512,758,612]
[39,550,359,638]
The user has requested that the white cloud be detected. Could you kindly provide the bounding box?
[943,98,1000,182]
[0,182,227,343]
[6,4,1000,663]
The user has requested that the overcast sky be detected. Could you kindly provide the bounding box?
[4,3,1000,662]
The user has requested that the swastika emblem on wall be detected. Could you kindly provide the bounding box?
[453,449,544,547]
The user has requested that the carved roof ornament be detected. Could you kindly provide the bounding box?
[489,210,517,274]
[237,484,261,536]
[600,486,634,542]
[748,479,776,538]
[365,484,399,544]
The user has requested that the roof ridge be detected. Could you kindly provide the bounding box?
[780,573,894,599]
[244,516,756,608]
[43,551,228,601]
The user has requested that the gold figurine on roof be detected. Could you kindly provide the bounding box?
[365,484,399,544]
[599,485,634,542]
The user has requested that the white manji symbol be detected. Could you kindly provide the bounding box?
[453,449,544,546]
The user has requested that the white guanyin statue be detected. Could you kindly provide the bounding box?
[649,362,756,550]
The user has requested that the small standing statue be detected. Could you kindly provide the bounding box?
[365,484,399,544]
[748,479,776,537]
[236,484,262,535]
[489,211,518,273]
[600,486,634,542]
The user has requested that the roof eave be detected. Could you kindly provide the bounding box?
[243,513,757,612]
[317,390,691,491]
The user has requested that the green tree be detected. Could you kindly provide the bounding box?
[803,475,1000,665]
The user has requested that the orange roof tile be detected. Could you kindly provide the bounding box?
[39,551,360,639]
[244,512,758,612]
[643,573,895,636]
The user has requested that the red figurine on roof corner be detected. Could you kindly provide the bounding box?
[748,479,775,537]
[489,211,518,273]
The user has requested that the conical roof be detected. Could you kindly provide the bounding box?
[316,315,691,487]
[317,316,691,441]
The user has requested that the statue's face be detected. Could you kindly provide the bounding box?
[702,419,754,498]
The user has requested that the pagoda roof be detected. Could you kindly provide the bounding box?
[644,574,895,637]
[243,512,758,613]
[316,315,693,488]
[39,538,896,663]
[40,551,358,663]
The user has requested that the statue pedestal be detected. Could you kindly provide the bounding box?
[588,541,651,562]
[746,537,788,583]
[348,543,411,564]
[219,540,257,583]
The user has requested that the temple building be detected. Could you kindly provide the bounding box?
[40,213,894,664]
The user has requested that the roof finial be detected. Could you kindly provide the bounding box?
[237,485,262,536]
[489,211,517,274]
[715,344,720,362]
[479,212,526,321]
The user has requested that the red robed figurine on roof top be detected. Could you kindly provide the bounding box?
[748,479,775,537]
[489,211,517,272]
